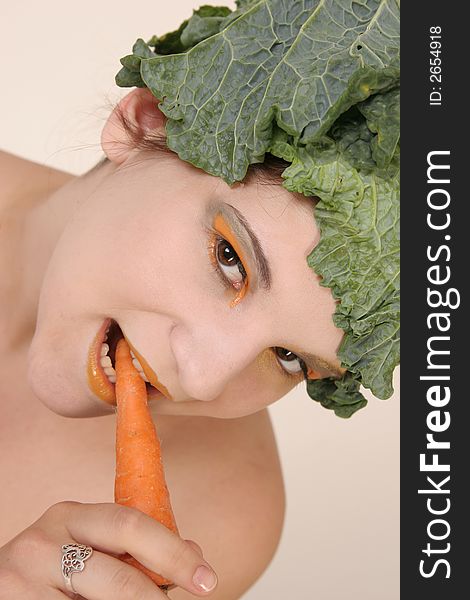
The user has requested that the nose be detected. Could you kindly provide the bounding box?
[169,320,267,401]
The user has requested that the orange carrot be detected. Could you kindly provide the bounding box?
[114,337,179,589]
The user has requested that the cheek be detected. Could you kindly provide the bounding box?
[254,349,297,396]
[254,348,277,376]
[27,335,64,411]
[39,196,190,319]
[220,351,295,416]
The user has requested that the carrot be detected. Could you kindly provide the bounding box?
[114,337,179,589]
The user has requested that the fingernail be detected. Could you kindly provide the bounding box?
[192,565,218,592]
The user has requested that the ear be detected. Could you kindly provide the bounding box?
[101,87,167,165]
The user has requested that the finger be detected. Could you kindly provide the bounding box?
[184,540,204,558]
[45,585,75,600]
[7,528,167,600]
[61,502,218,595]
[0,569,68,600]
[0,569,29,599]
[160,538,203,593]
[52,546,170,600]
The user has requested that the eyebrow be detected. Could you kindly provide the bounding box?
[208,200,345,381]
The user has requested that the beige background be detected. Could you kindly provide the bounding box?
[0,1,399,598]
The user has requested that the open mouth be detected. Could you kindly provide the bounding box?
[101,320,150,388]
[88,318,171,405]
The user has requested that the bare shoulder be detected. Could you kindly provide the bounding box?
[0,150,40,207]
[166,409,285,600]
[0,150,73,212]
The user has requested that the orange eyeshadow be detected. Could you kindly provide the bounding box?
[307,367,321,380]
[213,213,251,307]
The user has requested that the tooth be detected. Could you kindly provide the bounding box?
[104,366,116,375]
[100,343,109,357]
[131,358,149,383]
[132,357,144,372]
[107,375,116,383]
[101,356,112,368]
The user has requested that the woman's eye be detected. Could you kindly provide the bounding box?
[273,346,305,377]
[215,237,247,290]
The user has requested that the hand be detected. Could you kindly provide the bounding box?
[0,501,218,599]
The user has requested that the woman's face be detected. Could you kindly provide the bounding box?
[28,150,345,419]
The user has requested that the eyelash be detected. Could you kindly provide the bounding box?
[206,228,307,383]
[272,347,308,382]
[206,229,247,291]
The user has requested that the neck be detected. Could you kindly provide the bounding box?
[7,159,116,349]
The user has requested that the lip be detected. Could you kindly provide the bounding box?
[87,318,115,405]
[87,318,172,405]
[124,338,172,400]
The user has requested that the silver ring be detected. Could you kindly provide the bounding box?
[61,543,93,594]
